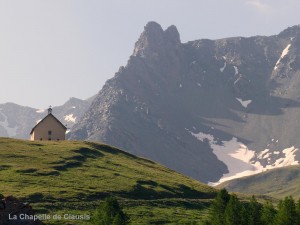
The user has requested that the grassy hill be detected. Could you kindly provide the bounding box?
[0,138,216,224]
[217,165,300,199]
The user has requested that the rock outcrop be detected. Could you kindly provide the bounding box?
[0,195,43,225]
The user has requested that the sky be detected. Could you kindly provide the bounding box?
[0,0,299,109]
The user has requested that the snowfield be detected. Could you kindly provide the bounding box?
[220,62,227,72]
[189,130,299,185]
[36,109,45,113]
[64,114,76,123]
[234,66,239,75]
[236,98,252,108]
[274,43,291,70]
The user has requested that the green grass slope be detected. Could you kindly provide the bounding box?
[217,165,300,199]
[0,138,216,224]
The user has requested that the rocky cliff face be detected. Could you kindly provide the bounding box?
[70,22,300,183]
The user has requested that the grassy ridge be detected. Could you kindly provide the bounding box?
[0,138,216,224]
[217,165,300,199]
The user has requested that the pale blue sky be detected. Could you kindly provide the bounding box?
[0,0,299,108]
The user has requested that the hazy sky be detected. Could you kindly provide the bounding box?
[0,0,299,108]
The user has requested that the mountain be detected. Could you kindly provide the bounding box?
[217,165,300,199]
[0,97,93,139]
[70,22,300,184]
[0,138,216,224]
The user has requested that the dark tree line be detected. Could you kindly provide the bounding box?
[205,189,300,225]
[91,192,300,225]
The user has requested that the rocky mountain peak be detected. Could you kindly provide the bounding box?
[144,21,164,35]
[133,21,181,58]
[164,25,181,47]
[278,24,300,39]
[70,23,300,183]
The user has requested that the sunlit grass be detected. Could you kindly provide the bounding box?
[0,138,216,224]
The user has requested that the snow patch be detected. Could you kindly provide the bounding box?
[234,75,242,85]
[233,66,239,75]
[64,114,76,123]
[274,44,291,70]
[188,130,299,185]
[179,84,182,88]
[72,106,76,109]
[257,149,269,159]
[0,109,18,137]
[220,62,227,72]
[190,131,256,185]
[36,109,45,113]
[236,98,252,108]
[271,147,298,167]
[197,83,202,87]
[191,132,214,142]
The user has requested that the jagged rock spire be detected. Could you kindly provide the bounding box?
[133,21,181,58]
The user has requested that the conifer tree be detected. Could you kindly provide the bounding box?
[247,196,262,225]
[224,194,241,225]
[201,220,211,225]
[209,189,230,225]
[261,200,277,225]
[275,196,297,225]
[92,196,129,225]
[296,198,300,224]
[240,204,249,225]
[296,199,300,213]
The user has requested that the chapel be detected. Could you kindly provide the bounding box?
[30,107,67,141]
